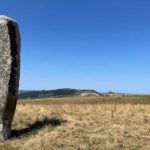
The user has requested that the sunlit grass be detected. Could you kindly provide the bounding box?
[1,96,150,149]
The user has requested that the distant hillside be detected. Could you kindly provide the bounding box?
[19,90,33,94]
[19,88,100,99]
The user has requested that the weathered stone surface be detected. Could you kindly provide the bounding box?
[0,16,20,140]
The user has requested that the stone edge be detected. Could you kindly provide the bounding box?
[0,15,17,24]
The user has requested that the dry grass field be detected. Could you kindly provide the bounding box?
[1,96,150,150]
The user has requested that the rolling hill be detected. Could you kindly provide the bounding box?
[19,88,101,99]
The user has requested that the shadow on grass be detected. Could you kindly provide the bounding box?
[11,117,66,139]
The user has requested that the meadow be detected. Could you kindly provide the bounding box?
[1,96,150,150]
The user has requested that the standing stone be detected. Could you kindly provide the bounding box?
[0,16,20,140]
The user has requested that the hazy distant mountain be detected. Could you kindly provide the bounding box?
[19,88,101,99]
[19,90,33,94]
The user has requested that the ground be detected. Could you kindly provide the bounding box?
[1,96,150,150]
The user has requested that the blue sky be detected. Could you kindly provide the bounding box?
[1,0,150,93]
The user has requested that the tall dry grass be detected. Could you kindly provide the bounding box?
[1,103,150,149]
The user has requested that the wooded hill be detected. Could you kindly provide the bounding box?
[19,88,100,99]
